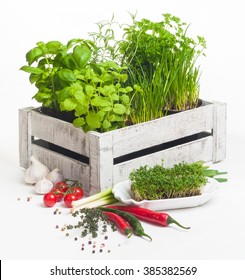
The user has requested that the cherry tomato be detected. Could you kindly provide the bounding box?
[43,192,57,207]
[53,181,69,192]
[51,181,69,201]
[71,186,84,200]
[64,193,77,208]
[51,188,65,202]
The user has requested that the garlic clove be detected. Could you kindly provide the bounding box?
[46,168,64,185]
[24,155,50,184]
[34,177,54,194]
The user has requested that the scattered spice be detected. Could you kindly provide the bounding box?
[67,208,116,238]
[53,208,61,215]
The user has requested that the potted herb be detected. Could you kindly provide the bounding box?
[20,38,140,132]
[120,13,207,123]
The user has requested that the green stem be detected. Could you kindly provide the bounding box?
[167,216,190,230]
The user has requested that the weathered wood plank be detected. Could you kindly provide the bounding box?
[89,132,114,194]
[113,136,213,185]
[31,109,90,156]
[111,102,214,158]
[32,144,90,195]
[19,108,33,168]
[212,102,227,162]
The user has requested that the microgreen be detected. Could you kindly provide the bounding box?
[129,162,226,201]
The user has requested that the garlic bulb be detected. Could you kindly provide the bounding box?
[34,177,53,194]
[46,168,63,185]
[24,155,50,184]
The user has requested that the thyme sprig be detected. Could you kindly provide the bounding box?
[66,208,116,238]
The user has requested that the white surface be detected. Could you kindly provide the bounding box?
[0,0,245,260]
[112,178,219,211]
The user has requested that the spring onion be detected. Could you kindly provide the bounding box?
[71,187,117,213]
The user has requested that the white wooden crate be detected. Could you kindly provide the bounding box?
[19,101,226,195]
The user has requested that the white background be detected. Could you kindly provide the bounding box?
[0,0,245,276]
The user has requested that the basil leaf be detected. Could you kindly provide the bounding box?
[20,66,43,75]
[73,44,91,69]
[58,69,76,82]
[26,47,43,65]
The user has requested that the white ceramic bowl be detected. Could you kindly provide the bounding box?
[112,178,219,211]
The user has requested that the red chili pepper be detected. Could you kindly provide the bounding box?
[102,211,133,237]
[106,206,190,230]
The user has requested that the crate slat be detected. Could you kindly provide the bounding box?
[19,107,33,168]
[32,143,90,195]
[212,102,227,162]
[113,136,213,184]
[31,109,90,156]
[111,103,214,158]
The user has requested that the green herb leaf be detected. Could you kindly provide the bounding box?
[56,87,70,103]
[46,41,63,52]
[20,66,43,75]
[113,104,126,115]
[26,47,42,65]
[91,96,111,107]
[73,117,85,127]
[102,120,112,130]
[63,98,77,111]
[33,92,52,102]
[74,104,88,116]
[85,85,94,97]
[86,112,101,128]
[58,69,76,82]
[120,94,130,104]
[73,44,91,69]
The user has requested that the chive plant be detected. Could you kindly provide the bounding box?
[120,13,207,123]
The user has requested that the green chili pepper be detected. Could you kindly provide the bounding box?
[99,207,152,241]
